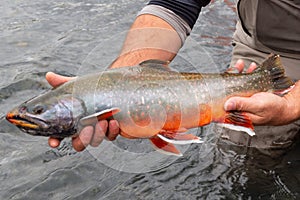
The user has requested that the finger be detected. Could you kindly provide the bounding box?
[45,72,75,87]
[224,96,260,113]
[243,112,264,125]
[227,59,244,74]
[90,120,107,147]
[72,126,94,152]
[233,59,244,73]
[106,120,120,141]
[246,62,257,73]
[48,137,62,148]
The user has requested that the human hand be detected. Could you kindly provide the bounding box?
[226,59,257,74]
[45,72,120,151]
[224,60,300,125]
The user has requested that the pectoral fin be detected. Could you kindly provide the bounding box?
[139,59,171,71]
[80,107,120,126]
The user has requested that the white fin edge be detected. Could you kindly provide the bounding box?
[151,144,183,157]
[79,107,120,126]
[157,134,203,145]
[218,124,255,136]
[80,107,119,121]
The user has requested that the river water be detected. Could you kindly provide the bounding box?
[0,0,299,199]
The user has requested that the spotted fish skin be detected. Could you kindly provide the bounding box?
[6,55,293,155]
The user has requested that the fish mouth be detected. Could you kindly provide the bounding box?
[6,112,39,129]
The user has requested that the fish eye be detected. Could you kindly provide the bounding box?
[19,105,27,112]
[32,105,47,115]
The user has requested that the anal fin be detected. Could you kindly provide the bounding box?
[218,111,255,136]
[158,130,203,145]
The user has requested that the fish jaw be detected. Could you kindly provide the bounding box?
[6,109,77,137]
[5,95,86,137]
[6,107,52,135]
[6,112,39,129]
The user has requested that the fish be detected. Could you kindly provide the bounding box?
[6,54,294,156]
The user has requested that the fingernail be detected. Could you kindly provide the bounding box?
[236,59,243,64]
[250,62,257,68]
[224,101,235,111]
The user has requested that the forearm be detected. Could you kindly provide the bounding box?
[109,0,211,69]
[109,14,181,68]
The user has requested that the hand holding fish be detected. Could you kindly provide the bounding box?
[225,59,300,126]
[224,81,300,125]
[45,72,120,151]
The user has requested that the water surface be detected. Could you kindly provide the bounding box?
[0,0,299,199]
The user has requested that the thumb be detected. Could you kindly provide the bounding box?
[48,137,63,148]
[224,96,254,112]
[46,72,75,87]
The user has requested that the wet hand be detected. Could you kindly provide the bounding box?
[45,72,120,151]
[224,60,300,125]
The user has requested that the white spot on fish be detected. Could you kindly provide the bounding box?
[141,96,145,105]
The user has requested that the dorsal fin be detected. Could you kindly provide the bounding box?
[139,59,171,71]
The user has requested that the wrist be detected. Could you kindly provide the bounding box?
[294,83,300,120]
[283,93,300,124]
[285,81,300,122]
[291,97,300,122]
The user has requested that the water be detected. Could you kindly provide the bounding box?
[0,0,299,199]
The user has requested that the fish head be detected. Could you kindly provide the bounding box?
[6,94,86,138]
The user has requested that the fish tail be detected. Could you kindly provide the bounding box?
[256,54,294,94]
